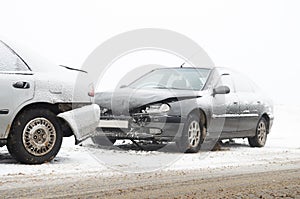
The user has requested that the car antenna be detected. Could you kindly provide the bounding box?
[180,62,185,68]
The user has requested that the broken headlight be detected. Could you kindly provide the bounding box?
[144,103,170,114]
[100,107,111,116]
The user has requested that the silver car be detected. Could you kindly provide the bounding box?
[0,40,100,164]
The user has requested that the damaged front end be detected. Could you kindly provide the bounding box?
[94,87,203,142]
[97,102,184,142]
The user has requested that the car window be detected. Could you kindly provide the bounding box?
[129,68,211,90]
[165,70,205,90]
[232,73,254,93]
[0,41,29,72]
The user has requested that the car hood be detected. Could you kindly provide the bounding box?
[95,87,204,115]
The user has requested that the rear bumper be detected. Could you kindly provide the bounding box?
[58,104,100,143]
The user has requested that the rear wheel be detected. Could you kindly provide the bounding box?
[248,117,268,147]
[7,108,63,164]
[176,113,203,153]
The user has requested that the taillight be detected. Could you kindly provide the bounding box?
[88,84,95,97]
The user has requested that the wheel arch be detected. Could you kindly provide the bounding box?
[261,113,270,134]
[9,102,74,138]
[188,108,207,127]
[176,107,208,153]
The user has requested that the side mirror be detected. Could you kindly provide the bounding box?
[212,85,230,96]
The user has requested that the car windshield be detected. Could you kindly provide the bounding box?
[129,68,211,90]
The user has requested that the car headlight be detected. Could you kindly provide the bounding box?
[100,107,109,114]
[145,103,170,114]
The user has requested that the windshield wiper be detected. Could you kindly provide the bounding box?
[152,86,169,89]
[153,86,195,90]
[167,87,195,90]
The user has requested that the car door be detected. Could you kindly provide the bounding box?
[211,70,239,138]
[0,41,35,138]
[232,72,260,134]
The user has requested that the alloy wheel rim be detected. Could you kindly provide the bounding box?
[22,118,56,156]
[188,121,201,147]
[257,121,267,143]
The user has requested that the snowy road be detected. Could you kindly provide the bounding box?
[0,162,299,198]
[0,105,299,198]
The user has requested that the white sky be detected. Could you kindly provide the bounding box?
[0,0,299,105]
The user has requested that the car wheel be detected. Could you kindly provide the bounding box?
[176,113,203,153]
[248,117,268,147]
[91,136,116,146]
[7,108,63,164]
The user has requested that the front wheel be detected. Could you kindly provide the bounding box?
[248,117,268,147]
[176,113,203,153]
[7,109,63,164]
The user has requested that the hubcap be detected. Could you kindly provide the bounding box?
[22,118,56,156]
[257,121,267,144]
[188,121,201,147]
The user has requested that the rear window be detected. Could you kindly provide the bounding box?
[0,41,28,72]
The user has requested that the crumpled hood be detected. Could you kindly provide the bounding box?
[95,87,203,115]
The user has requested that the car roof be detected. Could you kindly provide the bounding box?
[214,66,233,74]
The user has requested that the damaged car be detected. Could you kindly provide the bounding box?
[94,66,273,152]
[0,40,99,164]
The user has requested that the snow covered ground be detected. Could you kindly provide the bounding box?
[0,105,299,177]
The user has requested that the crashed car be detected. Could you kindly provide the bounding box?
[0,40,99,164]
[94,67,273,152]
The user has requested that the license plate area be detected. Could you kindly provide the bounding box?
[98,120,129,128]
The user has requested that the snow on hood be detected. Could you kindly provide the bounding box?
[95,87,203,115]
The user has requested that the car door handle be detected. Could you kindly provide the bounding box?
[0,109,9,114]
[13,81,30,89]
[242,110,250,114]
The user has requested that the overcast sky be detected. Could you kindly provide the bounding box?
[1,0,299,105]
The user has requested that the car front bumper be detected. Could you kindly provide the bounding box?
[97,113,185,141]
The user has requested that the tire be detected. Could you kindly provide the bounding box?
[248,117,268,147]
[176,113,203,153]
[91,136,116,146]
[7,108,63,164]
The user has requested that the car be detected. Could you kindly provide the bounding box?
[0,40,100,164]
[93,66,274,152]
